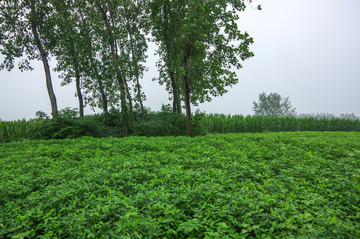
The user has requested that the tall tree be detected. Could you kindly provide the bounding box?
[122,0,148,120]
[149,0,255,136]
[85,0,130,135]
[87,0,148,134]
[0,0,58,117]
[78,7,111,114]
[253,92,296,117]
[149,0,182,114]
[51,0,85,117]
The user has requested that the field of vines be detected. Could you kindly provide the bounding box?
[1,132,359,238]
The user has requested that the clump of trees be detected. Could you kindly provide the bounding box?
[0,0,260,136]
[253,92,296,117]
[297,113,359,120]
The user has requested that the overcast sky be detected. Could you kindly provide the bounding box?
[1,0,359,121]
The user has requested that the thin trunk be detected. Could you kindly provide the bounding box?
[127,26,145,120]
[124,78,135,122]
[182,54,192,137]
[30,0,58,118]
[90,61,108,113]
[69,39,84,117]
[183,76,192,137]
[63,1,84,118]
[99,0,128,135]
[98,78,108,113]
[79,10,108,113]
[112,11,135,122]
[163,2,181,114]
[169,71,181,114]
[116,33,134,122]
[138,91,145,120]
[75,72,84,117]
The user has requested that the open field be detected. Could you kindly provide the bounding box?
[1,132,359,238]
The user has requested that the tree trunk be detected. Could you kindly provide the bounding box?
[182,77,192,137]
[99,0,128,136]
[79,9,108,114]
[75,72,84,117]
[182,55,192,137]
[30,0,58,118]
[163,1,181,114]
[98,78,108,113]
[138,91,145,120]
[169,71,182,114]
[124,76,135,122]
[69,39,84,117]
[127,26,145,120]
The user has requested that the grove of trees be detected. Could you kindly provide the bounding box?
[253,92,296,117]
[0,0,259,136]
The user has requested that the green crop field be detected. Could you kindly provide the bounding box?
[1,132,359,238]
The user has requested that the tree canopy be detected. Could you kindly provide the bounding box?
[149,0,256,135]
[0,0,259,136]
[253,92,296,117]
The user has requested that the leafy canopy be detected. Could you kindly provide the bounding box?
[253,92,296,117]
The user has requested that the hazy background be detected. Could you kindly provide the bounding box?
[1,0,359,121]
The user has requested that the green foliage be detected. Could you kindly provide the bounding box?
[1,132,359,237]
[35,111,50,120]
[253,92,296,117]
[133,105,187,136]
[201,114,360,133]
[33,116,107,140]
[149,0,256,135]
[2,111,360,142]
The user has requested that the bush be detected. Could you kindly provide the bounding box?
[28,109,107,140]
[133,105,187,136]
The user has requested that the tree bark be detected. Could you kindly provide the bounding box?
[30,0,58,118]
[127,25,145,120]
[182,54,192,137]
[69,39,84,117]
[75,72,84,117]
[124,75,135,122]
[97,78,108,113]
[99,0,128,135]
[183,76,192,137]
[169,71,181,114]
[163,1,181,114]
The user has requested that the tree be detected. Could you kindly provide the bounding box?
[77,5,112,114]
[253,92,296,117]
[149,0,255,136]
[339,113,359,120]
[122,0,148,120]
[0,0,58,117]
[51,0,85,117]
[149,0,182,115]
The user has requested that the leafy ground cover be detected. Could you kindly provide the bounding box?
[0,132,359,238]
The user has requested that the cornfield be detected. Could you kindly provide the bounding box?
[0,120,42,143]
[200,114,360,133]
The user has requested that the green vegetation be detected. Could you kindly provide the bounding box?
[1,0,260,136]
[253,92,296,117]
[1,132,359,238]
[201,114,360,133]
[0,106,192,142]
[1,109,360,142]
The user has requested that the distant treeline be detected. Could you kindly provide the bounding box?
[1,108,360,143]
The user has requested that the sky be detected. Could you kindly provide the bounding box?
[1,0,360,121]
